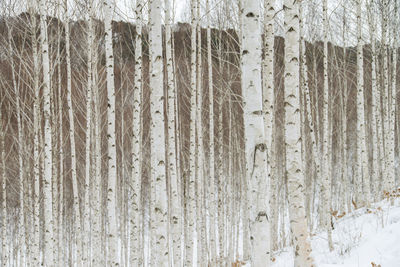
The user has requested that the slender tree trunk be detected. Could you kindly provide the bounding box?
[283,1,314,266]
[40,0,55,264]
[263,0,278,253]
[242,1,270,266]
[262,0,275,262]
[56,39,64,267]
[217,26,225,266]
[389,13,397,200]
[195,2,206,264]
[83,7,94,265]
[130,0,143,265]
[29,4,41,265]
[186,0,197,265]
[322,0,333,250]
[300,1,320,232]
[341,4,350,213]
[206,0,217,264]
[165,0,181,265]
[381,1,390,196]
[104,0,119,265]
[64,1,83,264]
[92,32,103,267]
[149,0,168,266]
[368,6,382,203]
[356,0,370,207]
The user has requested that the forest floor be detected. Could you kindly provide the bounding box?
[272,197,400,267]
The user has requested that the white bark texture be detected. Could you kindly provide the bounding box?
[149,0,169,266]
[29,4,41,265]
[368,7,382,202]
[92,33,103,267]
[104,0,119,265]
[207,0,217,263]
[64,0,83,263]
[283,0,314,266]
[263,0,276,254]
[83,8,93,265]
[322,0,333,250]
[130,0,143,265]
[389,20,397,198]
[381,3,390,195]
[165,0,181,265]
[40,0,55,264]
[241,1,270,266]
[195,2,206,263]
[356,0,370,207]
[186,0,197,265]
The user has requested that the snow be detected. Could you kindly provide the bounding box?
[272,199,400,267]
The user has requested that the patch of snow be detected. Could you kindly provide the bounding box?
[273,199,400,267]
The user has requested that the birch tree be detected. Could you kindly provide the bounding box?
[165,0,181,265]
[64,0,82,263]
[39,0,55,264]
[367,0,382,202]
[263,0,275,255]
[241,0,270,265]
[355,0,370,207]
[130,0,143,265]
[83,3,94,264]
[322,0,333,250]
[104,0,119,265]
[149,0,169,265]
[206,0,217,264]
[29,3,41,265]
[186,0,197,265]
[283,0,314,265]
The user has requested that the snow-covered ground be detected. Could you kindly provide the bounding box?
[273,199,400,267]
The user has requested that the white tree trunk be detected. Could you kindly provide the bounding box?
[241,1,270,266]
[381,2,390,195]
[356,0,370,207]
[206,0,217,264]
[186,0,197,265]
[64,1,83,263]
[300,0,320,232]
[92,32,103,267]
[368,6,382,202]
[83,7,94,265]
[40,0,55,264]
[104,0,119,265]
[165,0,181,265]
[263,0,276,254]
[389,22,397,198]
[130,0,143,266]
[195,2,206,264]
[56,39,64,266]
[322,0,333,250]
[149,0,168,266]
[29,4,41,265]
[283,0,314,266]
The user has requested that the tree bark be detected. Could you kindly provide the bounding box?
[40,0,55,264]
[149,0,168,266]
[104,0,119,265]
[242,1,270,265]
[283,0,315,266]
